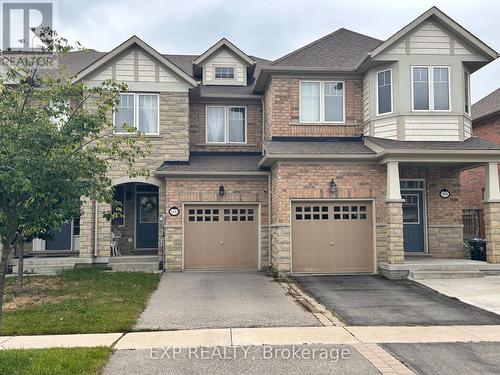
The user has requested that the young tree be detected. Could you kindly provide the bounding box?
[0,30,149,331]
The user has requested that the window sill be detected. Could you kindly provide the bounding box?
[289,122,358,127]
[114,133,162,138]
[196,143,257,147]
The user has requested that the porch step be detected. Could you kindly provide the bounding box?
[409,270,485,280]
[108,255,161,264]
[109,262,160,273]
[12,264,75,275]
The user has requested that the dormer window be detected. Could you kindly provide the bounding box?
[215,67,235,79]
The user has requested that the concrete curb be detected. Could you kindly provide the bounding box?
[2,325,500,350]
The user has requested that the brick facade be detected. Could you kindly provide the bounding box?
[460,117,500,210]
[264,76,364,140]
[164,177,270,270]
[189,102,262,152]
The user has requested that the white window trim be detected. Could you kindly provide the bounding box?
[299,80,346,124]
[113,93,160,135]
[376,68,393,116]
[214,65,236,80]
[411,66,451,112]
[464,70,471,116]
[205,105,247,144]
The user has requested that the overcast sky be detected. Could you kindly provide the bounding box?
[56,0,499,103]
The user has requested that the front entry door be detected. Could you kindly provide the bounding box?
[402,190,425,252]
[46,221,72,251]
[136,191,158,249]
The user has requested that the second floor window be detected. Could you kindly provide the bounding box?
[412,66,450,111]
[114,93,159,134]
[215,67,235,79]
[377,69,392,115]
[206,106,246,143]
[300,81,344,123]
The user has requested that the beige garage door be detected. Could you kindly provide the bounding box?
[292,201,374,273]
[184,205,258,270]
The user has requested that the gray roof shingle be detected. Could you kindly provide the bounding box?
[264,138,375,155]
[365,136,500,150]
[157,153,267,172]
[271,28,382,69]
[472,88,500,121]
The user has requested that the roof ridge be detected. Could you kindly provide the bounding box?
[271,28,380,66]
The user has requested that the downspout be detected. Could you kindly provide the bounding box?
[268,173,272,268]
[94,201,98,258]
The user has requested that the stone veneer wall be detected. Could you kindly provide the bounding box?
[79,92,189,259]
[164,177,269,271]
[401,166,463,259]
[484,202,500,263]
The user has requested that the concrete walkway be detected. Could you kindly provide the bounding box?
[2,325,500,350]
[416,276,500,315]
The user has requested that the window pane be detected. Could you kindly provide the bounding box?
[464,71,470,114]
[207,107,225,142]
[300,82,320,122]
[377,70,392,114]
[115,94,135,132]
[215,67,234,79]
[324,82,344,122]
[433,67,449,110]
[138,95,158,133]
[413,67,429,110]
[228,107,245,143]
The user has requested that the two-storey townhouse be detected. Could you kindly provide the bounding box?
[20,7,500,278]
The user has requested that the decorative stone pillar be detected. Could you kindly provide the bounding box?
[385,161,405,264]
[78,199,95,258]
[270,224,291,276]
[483,162,500,263]
[96,201,112,258]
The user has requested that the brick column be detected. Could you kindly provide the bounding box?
[483,162,500,263]
[385,161,404,264]
[96,202,112,257]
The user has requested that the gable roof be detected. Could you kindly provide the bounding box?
[360,6,497,68]
[73,35,197,86]
[271,28,382,69]
[193,37,255,66]
[472,88,500,122]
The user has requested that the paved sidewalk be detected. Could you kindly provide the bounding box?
[3,325,500,350]
[416,276,500,315]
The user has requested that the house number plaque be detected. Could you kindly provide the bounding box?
[439,189,450,199]
[168,206,180,216]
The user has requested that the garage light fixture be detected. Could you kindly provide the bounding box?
[219,185,225,196]
[330,179,337,194]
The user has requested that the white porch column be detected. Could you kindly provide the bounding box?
[483,162,500,263]
[386,161,402,201]
[484,162,500,202]
[385,161,404,264]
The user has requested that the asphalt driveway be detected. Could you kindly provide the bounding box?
[382,342,500,375]
[294,275,500,326]
[136,272,320,330]
[104,345,378,375]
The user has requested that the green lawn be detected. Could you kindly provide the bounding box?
[0,347,113,375]
[2,268,160,335]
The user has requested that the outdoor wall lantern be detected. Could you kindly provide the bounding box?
[219,185,225,196]
[329,179,337,194]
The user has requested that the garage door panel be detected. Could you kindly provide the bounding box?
[292,201,373,273]
[184,205,258,270]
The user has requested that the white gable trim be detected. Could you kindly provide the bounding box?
[193,38,255,66]
[73,36,197,87]
[357,7,497,69]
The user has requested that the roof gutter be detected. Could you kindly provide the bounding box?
[259,153,378,167]
[154,170,270,177]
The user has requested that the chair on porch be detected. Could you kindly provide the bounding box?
[110,231,122,257]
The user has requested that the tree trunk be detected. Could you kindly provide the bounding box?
[16,240,24,292]
[0,241,13,334]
